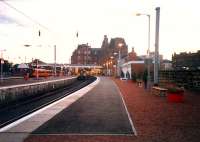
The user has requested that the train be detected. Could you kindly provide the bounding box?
[27,68,65,78]
[77,69,91,81]
[29,68,53,77]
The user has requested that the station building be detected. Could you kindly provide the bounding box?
[71,35,129,75]
[71,44,101,65]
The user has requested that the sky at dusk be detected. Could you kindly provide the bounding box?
[0,0,200,64]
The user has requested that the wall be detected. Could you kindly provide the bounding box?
[159,70,200,90]
[0,77,76,107]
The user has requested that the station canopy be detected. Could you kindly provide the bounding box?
[17,63,29,69]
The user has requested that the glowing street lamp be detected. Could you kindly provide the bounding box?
[0,49,6,83]
[136,12,151,90]
[117,43,123,77]
[106,61,109,76]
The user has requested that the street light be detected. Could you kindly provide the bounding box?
[106,61,108,76]
[24,45,40,79]
[24,44,57,79]
[109,57,114,76]
[0,49,6,83]
[47,45,57,77]
[54,45,57,77]
[136,13,151,90]
[112,52,118,77]
[117,43,123,77]
[154,7,160,85]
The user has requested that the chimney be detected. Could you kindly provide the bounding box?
[132,47,135,53]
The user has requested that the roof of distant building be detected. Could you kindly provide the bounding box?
[163,59,172,63]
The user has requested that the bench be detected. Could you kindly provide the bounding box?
[151,86,168,96]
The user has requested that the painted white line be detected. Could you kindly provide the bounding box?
[0,77,76,90]
[2,77,23,80]
[30,133,134,136]
[0,77,100,132]
[113,81,137,136]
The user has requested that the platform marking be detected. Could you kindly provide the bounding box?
[114,81,137,136]
[0,77,100,132]
[30,133,134,136]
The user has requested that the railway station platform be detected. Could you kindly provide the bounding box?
[0,77,135,142]
[1,77,200,142]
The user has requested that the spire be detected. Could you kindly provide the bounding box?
[101,35,109,49]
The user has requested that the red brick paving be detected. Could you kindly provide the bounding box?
[25,78,200,142]
[117,79,200,142]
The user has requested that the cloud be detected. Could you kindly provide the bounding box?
[0,14,26,27]
[0,14,16,24]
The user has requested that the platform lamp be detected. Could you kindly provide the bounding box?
[136,13,151,90]
[117,43,123,77]
[0,49,6,83]
[113,52,118,77]
[110,56,114,76]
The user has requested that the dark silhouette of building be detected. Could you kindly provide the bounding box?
[172,50,200,70]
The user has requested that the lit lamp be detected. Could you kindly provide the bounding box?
[103,63,105,75]
[110,55,114,73]
[108,61,110,76]
[112,52,118,77]
[0,49,6,83]
[117,43,123,77]
[106,61,108,76]
[110,60,113,76]
[109,61,112,76]
[136,13,151,90]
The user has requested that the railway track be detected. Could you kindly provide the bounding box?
[0,76,96,129]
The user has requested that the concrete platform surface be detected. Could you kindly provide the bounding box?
[0,77,135,142]
[32,77,134,135]
[24,78,200,142]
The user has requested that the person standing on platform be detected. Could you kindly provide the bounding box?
[143,69,148,89]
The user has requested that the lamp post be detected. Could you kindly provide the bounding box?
[136,13,151,90]
[47,45,57,77]
[108,61,110,76]
[24,45,39,79]
[108,60,113,76]
[154,7,160,85]
[24,44,57,78]
[54,45,57,77]
[110,56,114,76]
[117,43,123,77]
[113,52,118,77]
[0,49,6,83]
[106,62,108,76]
